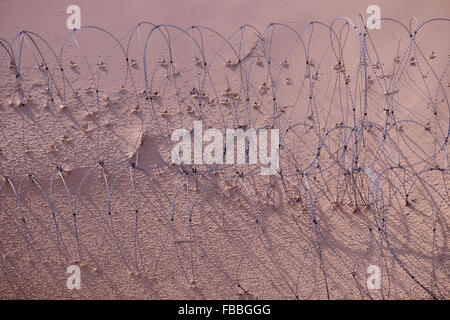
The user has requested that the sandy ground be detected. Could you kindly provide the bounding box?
[0,0,449,299]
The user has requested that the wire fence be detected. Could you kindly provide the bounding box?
[0,16,448,299]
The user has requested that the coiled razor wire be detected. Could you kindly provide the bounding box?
[0,16,448,299]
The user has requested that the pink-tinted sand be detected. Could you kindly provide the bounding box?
[0,0,449,299]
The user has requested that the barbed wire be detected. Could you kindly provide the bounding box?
[0,16,448,299]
